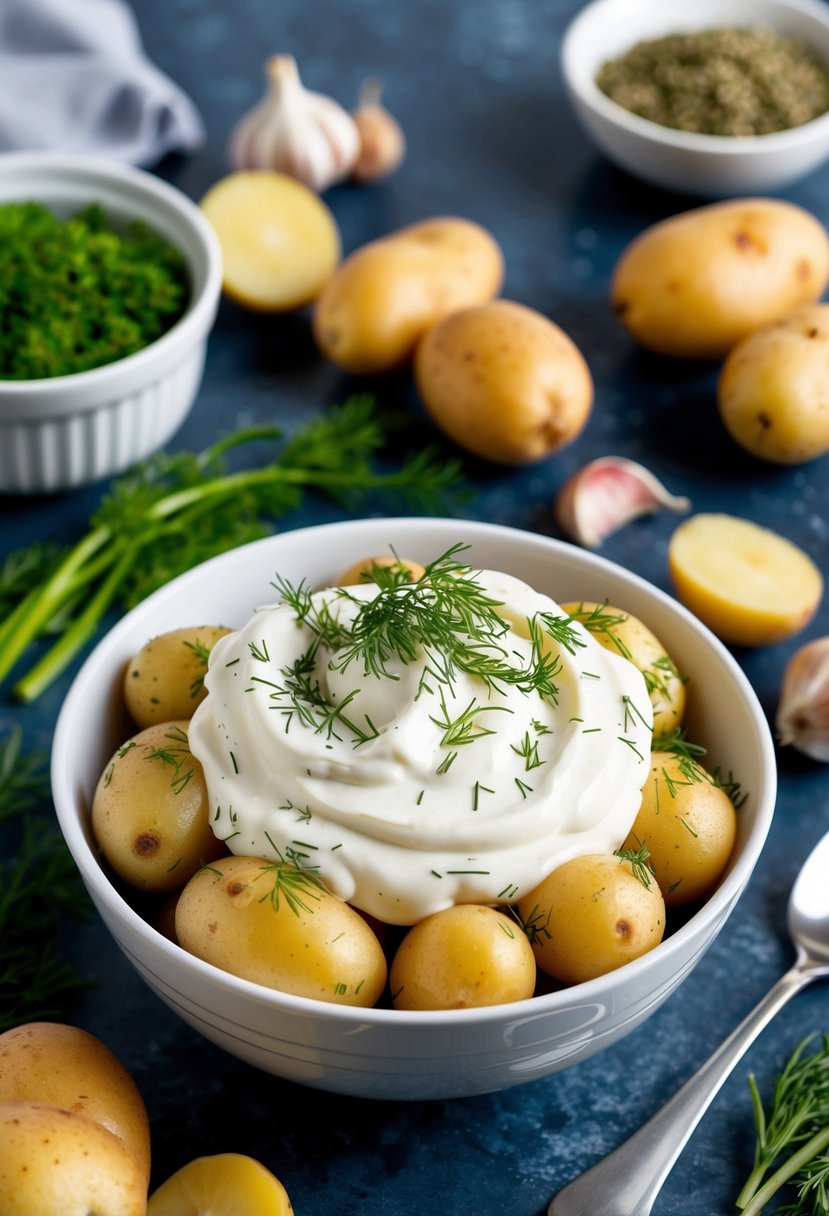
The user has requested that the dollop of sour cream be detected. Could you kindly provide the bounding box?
[188,565,653,925]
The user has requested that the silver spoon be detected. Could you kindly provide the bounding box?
[547,829,829,1216]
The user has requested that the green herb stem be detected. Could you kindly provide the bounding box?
[740,1128,829,1216]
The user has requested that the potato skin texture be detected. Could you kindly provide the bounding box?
[0,1023,150,1186]
[517,854,665,986]
[561,600,685,735]
[717,303,829,464]
[312,216,504,373]
[175,855,387,1007]
[0,1101,146,1216]
[623,752,737,907]
[415,299,593,464]
[91,720,226,892]
[123,625,231,729]
[334,554,425,587]
[390,904,536,1010]
[612,198,829,359]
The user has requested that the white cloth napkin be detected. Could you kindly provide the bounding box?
[0,0,205,165]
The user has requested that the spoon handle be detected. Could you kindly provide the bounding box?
[548,962,815,1216]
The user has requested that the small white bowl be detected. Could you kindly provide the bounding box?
[0,153,222,494]
[561,0,829,196]
[51,518,776,1101]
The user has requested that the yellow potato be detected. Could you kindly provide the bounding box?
[123,625,232,729]
[560,600,685,735]
[612,198,829,359]
[175,855,387,1006]
[414,299,593,465]
[0,1023,150,1186]
[91,720,226,892]
[200,170,341,311]
[668,513,823,647]
[148,1153,294,1216]
[312,216,504,373]
[517,853,665,986]
[389,904,536,1010]
[334,554,425,587]
[0,1101,146,1216]
[717,303,829,464]
[623,751,738,906]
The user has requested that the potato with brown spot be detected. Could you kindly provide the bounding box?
[0,1101,146,1216]
[313,216,504,373]
[175,855,388,1006]
[91,720,226,892]
[611,198,829,359]
[0,1022,150,1186]
[718,303,829,464]
[414,299,593,464]
[517,853,665,986]
[123,625,231,729]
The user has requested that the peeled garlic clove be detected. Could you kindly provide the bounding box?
[554,456,690,548]
[776,636,829,761]
[228,54,360,193]
[351,78,406,183]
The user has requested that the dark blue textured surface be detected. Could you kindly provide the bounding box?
[2,2,829,1212]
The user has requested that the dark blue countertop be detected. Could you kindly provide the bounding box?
[3,1,829,1212]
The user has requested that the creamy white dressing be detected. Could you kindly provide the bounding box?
[188,567,653,924]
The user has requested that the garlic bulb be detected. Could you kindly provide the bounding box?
[776,636,829,761]
[228,54,360,193]
[555,456,690,548]
[351,78,406,183]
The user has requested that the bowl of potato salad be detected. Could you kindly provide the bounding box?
[51,517,776,1100]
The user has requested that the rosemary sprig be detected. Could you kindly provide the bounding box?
[0,396,464,703]
[0,727,92,1029]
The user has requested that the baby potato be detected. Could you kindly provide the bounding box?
[622,751,737,907]
[335,554,425,587]
[0,1022,150,1186]
[561,600,685,735]
[414,299,593,465]
[91,720,226,893]
[312,216,504,373]
[389,904,536,1010]
[717,303,829,464]
[175,855,387,1007]
[668,513,823,647]
[612,198,829,359]
[517,853,665,986]
[0,1101,146,1216]
[123,625,232,729]
[200,170,341,311]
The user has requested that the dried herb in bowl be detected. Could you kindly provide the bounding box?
[596,26,829,137]
[0,201,189,380]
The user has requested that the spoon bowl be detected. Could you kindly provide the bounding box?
[548,829,829,1216]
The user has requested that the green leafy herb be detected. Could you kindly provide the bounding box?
[0,396,464,703]
[737,1033,829,1216]
[615,843,654,889]
[0,727,92,1029]
[0,201,189,380]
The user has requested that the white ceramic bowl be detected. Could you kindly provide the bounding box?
[0,153,222,494]
[51,517,776,1100]
[561,0,829,196]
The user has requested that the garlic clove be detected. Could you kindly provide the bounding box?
[776,636,829,761]
[554,456,691,548]
[228,54,360,193]
[351,78,406,184]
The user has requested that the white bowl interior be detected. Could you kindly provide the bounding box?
[51,519,777,1099]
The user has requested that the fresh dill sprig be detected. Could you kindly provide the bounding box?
[564,601,633,660]
[615,843,654,889]
[0,396,465,703]
[0,727,92,1030]
[737,1034,829,1216]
